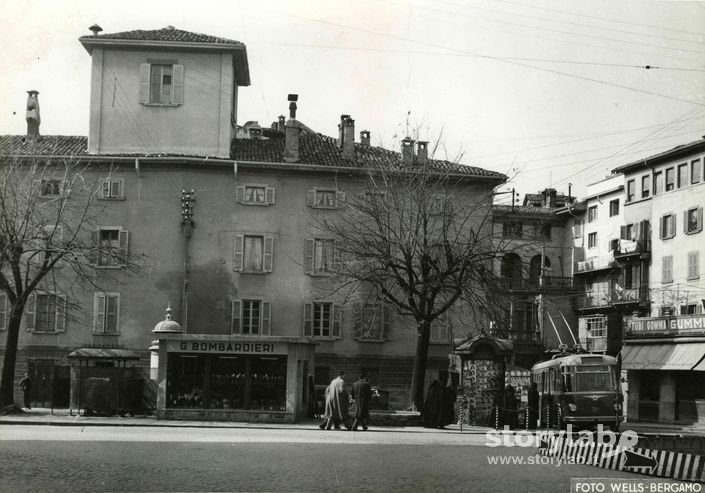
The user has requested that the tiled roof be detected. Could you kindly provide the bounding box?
[232,133,507,179]
[0,133,506,180]
[80,27,244,47]
[611,138,705,174]
[492,204,561,216]
[0,135,88,157]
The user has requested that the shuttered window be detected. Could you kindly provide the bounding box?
[232,299,271,335]
[233,234,274,273]
[306,189,346,209]
[662,256,673,283]
[139,63,184,105]
[687,252,700,280]
[90,228,129,267]
[93,292,120,334]
[302,302,342,339]
[26,292,67,333]
[235,185,276,206]
[352,302,391,342]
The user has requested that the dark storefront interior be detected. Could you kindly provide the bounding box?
[167,354,287,411]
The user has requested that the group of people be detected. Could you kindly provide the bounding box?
[318,371,372,431]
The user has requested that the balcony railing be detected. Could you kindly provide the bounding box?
[577,286,649,309]
[575,254,616,274]
[495,276,582,291]
[613,239,650,259]
[490,329,542,343]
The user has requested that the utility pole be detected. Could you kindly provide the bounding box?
[181,189,195,333]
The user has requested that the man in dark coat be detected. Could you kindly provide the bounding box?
[351,373,372,431]
[503,384,518,430]
[527,382,539,430]
[422,380,454,429]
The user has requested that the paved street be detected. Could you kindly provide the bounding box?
[0,424,684,492]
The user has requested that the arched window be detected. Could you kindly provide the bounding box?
[529,255,551,280]
[501,253,523,279]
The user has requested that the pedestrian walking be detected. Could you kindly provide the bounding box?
[503,384,518,430]
[527,382,539,430]
[351,373,372,431]
[318,371,350,430]
[19,373,32,410]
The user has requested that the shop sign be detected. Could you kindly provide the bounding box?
[168,340,285,355]
[628,315,705,335]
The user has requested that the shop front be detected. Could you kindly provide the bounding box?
[622,314,705,425]
[153,335,316,422]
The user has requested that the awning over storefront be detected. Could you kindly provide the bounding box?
[68,348,140,360]
[621,342,705,371]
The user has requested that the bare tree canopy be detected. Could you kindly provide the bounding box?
[0,157,142,408]
[315,164,511,409]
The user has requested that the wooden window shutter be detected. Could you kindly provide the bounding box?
[56,294,67,332]
[235,186,245,203]
[233,234,244,271]
[25,294,35,331]
[263,236,274,272]
[698,207,704,232]
[633,222,641,241]
[265,187,276,205]
[304,239,314,274]
[306,190,315,207]
[262,301,271,335]
[94,293,106,332]
[352,302,362,339]
[0,294,6,330]
[118,230,129,265]
[139,63,151,103]
[684,211,689,233]
[172,65,185,104]
[332,304,342,339]
[231,299,241,334]
[303,302,313,336]
[335,190,346,208]
[88,230,99,265]
[670,214,677,238]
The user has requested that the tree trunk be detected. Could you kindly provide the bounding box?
[409,319,431,411]
[0,310,22,407]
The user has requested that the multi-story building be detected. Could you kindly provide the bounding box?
[568,175,639,356]
[613,139,705,424]
[491,189,581,368]
[0,26,506,419]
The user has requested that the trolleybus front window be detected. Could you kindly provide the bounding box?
[573,369,616,392]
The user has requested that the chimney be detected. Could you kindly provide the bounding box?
[89,24,103,36]
[417,141,428,165]
[542,188,557,208]
[248,123,262,139]
[278,115,286,131]
[342,117,355,160]
[360,130,370,146]
[284,94,300,163]
[401,137,415,165]
[26,90,40,143]
[337,114,349,148]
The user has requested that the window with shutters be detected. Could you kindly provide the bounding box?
[691,159,702,184]
[0,293,6,331]
[25,292,66,333]
[306,188,346,209]
[685,207,703,234]
[502,222,523,238]
[659,214,676,240]
[687,252,700,280]
[662,256,673,283]
[139,62,184,106]
[38,178,65,198]
[100,179,124,200]
[430,195,453,215]
[304,238,339,275]
[430,314,450,344]
[352,302,390,342]
[641,175,650,198]
[233,234,274,273]
[235,185,275,206]
[303,302,342,339]
[92,227,129,267]
[93,292,120,334]
[231,299,271,335]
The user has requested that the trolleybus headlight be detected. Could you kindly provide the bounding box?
[613,403,621,412]
[568,403,577,412]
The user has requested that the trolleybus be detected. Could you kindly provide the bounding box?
[531,353,623,431]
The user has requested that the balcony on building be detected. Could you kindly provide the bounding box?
[613,239,650,261]
[496,275,583,293]
[577,285,649,311]
[574,254,617,275]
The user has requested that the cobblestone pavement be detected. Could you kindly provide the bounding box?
[0,424,677,493]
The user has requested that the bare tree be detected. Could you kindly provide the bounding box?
[317,162,510,410]
[0,156,142,409]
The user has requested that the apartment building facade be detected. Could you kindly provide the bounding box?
[0,26,506,419]
[615,139,705,424]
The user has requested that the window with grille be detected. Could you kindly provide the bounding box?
[586,316,607,338]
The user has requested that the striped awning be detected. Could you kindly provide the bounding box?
[621,342,705,371]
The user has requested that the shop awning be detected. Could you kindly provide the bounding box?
[621,342,705,371]
[68,348,140,360]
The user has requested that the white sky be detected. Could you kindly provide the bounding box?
[1,0,704,201]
